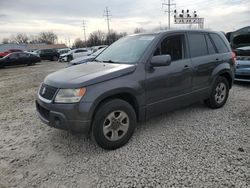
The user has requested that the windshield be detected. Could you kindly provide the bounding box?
[92,47,106,56]
[96,35,155,64]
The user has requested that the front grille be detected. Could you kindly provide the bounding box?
[235,75,250,80]
[39,84,58,100]
[36,102,50,120]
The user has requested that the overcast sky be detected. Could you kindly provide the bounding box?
[0,0,249,45]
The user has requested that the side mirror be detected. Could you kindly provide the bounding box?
[150,55,171,67]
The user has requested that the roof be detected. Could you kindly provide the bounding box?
[27,44,67,50]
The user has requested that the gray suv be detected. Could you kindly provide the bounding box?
[36,30,235,150]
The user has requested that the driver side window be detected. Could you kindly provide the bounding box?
[154,35,185,61]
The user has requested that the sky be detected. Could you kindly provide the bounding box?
[0,0,249,45]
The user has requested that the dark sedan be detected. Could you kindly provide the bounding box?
[0,52,41,68]
[234,46,250,82]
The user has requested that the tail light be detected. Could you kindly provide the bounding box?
[231,52,236,64]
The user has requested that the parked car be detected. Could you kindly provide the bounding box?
[58,48,91,62]
[37,49,60,61]
[0,49,23,58]
[0,52,41,68]
[91,45,108,53]
[234,46,250,82]
[58,48,71,55]
[36,30,235,150]
[68,47,107,66]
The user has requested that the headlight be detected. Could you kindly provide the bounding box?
[54,88,86,103]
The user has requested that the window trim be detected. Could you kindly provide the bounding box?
[188,33,210,58]
[205,33,218,54]
[209,33,230,53]
[153,33,187,62]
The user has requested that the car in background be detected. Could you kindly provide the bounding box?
[234,46,250,82]
[91,45,107,53]
[0,52,41,68]
[0,49,23,58]
[59,48,91,62]
[68,47,106,66]
[58,48,71,55]
[37,49,60,61]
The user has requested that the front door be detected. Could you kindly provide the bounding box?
[145,33,193,118]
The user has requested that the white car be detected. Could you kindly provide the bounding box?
[59,48,91,62]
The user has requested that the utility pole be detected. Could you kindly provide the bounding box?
[82,20,87,47]
[162,0,176,30]
[104,7,111,44]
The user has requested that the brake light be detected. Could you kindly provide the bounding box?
[231,52,236,64]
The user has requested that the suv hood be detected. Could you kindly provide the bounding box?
[44,62,136,88]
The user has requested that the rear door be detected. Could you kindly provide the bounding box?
[187,32,218,91]
[73,49,89,58]
[8,53,20,66]
[18,53,29,64]
[145,33,193,118]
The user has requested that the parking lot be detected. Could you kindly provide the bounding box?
[0,61,249,187]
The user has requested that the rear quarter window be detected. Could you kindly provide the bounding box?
[188,33,208,58]
[209,33,229,53]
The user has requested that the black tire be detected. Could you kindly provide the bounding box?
[92,99,136,150]
[52,56,58,61]
[67,56,73,62]
[204,76,229,109]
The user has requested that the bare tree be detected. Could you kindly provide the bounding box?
[13,33,29,44]
[38,31,58,44]
[87,30,105,46]
[73,38,86,48]
[134,27,146,34]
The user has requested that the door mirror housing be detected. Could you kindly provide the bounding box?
[150,55,171,67]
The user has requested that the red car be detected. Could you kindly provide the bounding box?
[0,49,23,58]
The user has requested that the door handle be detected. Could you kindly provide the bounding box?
[183,65,190,70]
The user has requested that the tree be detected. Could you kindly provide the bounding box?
[134,27,146,34]
[13,33,29,44]
[38,31,58,44]
[105,30,126,45]
[87,30,105,46]
[73,38,86,48]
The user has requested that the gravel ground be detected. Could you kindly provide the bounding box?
[0,61,249,188]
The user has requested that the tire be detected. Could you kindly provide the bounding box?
[204,76,229,109]
[92,99,136,150]
[67,56,73,62]
[52,56,58,61]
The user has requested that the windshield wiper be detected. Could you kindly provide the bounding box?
[102,60,118,64]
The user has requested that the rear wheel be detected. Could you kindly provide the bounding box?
[92,99,136,150]
[52,56,58,61]
[205,76,229,109]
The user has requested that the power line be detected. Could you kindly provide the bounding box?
[162,0,176,30]
[82,20,87,47]
[104,7,111,44]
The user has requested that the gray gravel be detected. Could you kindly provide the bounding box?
[0,61,249,188]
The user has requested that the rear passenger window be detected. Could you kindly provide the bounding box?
[205,35,216,54]
[154,35,184,61]
[189,34,208,58]
[209,33,229,53]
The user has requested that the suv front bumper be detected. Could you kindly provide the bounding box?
[35,99,92,133]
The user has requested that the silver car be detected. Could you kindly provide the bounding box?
[235,46,250,82]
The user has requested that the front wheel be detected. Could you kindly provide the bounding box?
[204,76,229,109]
[92,99,136,150]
